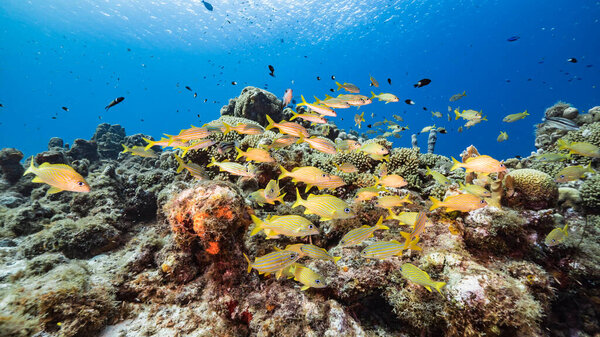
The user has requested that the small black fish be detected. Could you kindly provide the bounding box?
[185,86,192,91]
[404,99,415,105]
[414,78,431,88]
[232,81,237,85]
[567,58,577,63]
[61,106,69,111]
[202,0,213,11]
[291,99,297,104]
[316,76,321,80]
[0,104,3,107]
[51,116,57,119]
[586,64,593,68]
[506,35,520,42]
[105,97,124,111]
[515,155,522,159]
[204,99,208,102]
[140,119,144,122]
[438,128,447,134]
[367,124,372,128]
[422,107,427,110]
[194,92,198,98]
[268,65,275,77]
[331,75,335,80]
[387,78,392,85]
[329,88,334,92]
[127,48,131,52]
[505,79,511,83]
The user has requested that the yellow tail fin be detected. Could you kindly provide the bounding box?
[433,281,446,294]
[333,256,342,264]
[250,215,263,236]
[292,188,303,208]
[174,154,185,173]
[450,157,462,171]
[429,196,442,211]
[235,147,244,160]
[265,115,275,130]
[243,253,252,273]
[278,165,290,180]
[222,122,233,135]
[121,144,129,153]
[207,156,217,168]
[23,156,36,176]
[335,81,343,91]
[143,137,155,151]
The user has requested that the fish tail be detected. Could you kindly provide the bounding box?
[276,193,286,204]
[250,215,263,236]
[163,134,176,146]
[585,162,595,173]
[370,91,376,100]
[556,138,568,150]
[400,232,412,249]
[433,281,446,294]
[278,165,290,180]
[461,90,466,96]
[333,256,342,264]
[450,157,462,171]
[382,155,390,162]
[335,81,343,91]
[296,137,305,145]
[523,110,529,116]
[121,144,129,153]
[143,137,155,151]
[235,147,244,160]
[23,156,36,176]
[563,224,569,236]
[407,237,422,251]
[426,166,432,176]
[313,96,321,104]
[373,175,381,186]
[243,253,252,273]
[296,94,307,107]
[429,196,442,211]
[290,111,298,121]
[174,154,185,173]
[292,188,303,208]
[222,122,232,135]
[207,156,217,168]
[265,115,275,130]
[386,208,396,220]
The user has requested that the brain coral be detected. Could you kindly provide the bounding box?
[505,169,558,209]
[581,174,600,213]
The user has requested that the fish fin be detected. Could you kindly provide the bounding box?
[304,184,313,194]
[276,193,286,204]
[373,175,381,186]
[222,122,232,135]
[382,155,390,162]
[142,137,155,151]
[450,157,462,171]
[425,286,432,292]
[296,95,307,107]
[360,225,370,228]
[278,165,290,180]
[563,224,569,236]
[386,208,396,220]
[174,154,185,173]
[206,156,217,168]
[275,269,283,280]
[47,186,62,194]
[434,282,446,294]
[243,253,252,273]
[333,256,342,264]
[301,285,309,291]
[23,156,36,176]
[335,81,343,91]
[121,144,129,153]
[31,176,44,183]
[250,215,263,236]
[296,137,305,144]
[235,147,244,160]
[426,166,432,176]
[265,115,275,130]
[459,182,466,190]
[391,239,401,244]
[454,109,460,120]
[290,111,298,120]
[370,91,377,100]
[292,188,303,208]
[429,196,442,211]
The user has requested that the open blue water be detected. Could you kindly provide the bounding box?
[1,0,598,160]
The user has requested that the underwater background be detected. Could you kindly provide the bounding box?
[1,1,600,337]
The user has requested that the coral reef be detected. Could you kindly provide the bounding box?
[504,168,558,209]
[220,86,286,126]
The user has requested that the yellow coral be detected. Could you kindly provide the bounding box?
[505,169,557,202]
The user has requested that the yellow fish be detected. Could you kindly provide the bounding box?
[400,263,446,294]
[502,110,530,122]
[449,91,466,102]
[179,139,216,157]
[248,180,285,206]
[297,95,337,117]
[174,154,204,179]
[386,210,418,226]
[354,111,365,128]
[355,186,387,202]
[555,164,595,182]
[235,147,275,163]
[334,162,358,174]
[207,157,255,177]
[359,143,389,161]
[420,125,436,134]
[23,158,90,194]
[450,155,506,174]
[282,263,326,290]
[454,109,484,121]
[314,95,351,109]
[376,194,412,209]
[459,182,491,198]
[165,126,211,143]
[338,216,389,247]
[284,244,341,263]
[336,81,360,93]
[293,188,355,221]
[497,131,509,142]
[279,166,345,192]
[426,166,451,186]
[143,137,188,151]
[299,137,337,155]
[244,250,300,280]
[290,111,328,124]
[429,194,487,212]
[370,91,399,103]
[250,215,318,238]
[269,135,298,149]
[374,174,407,188]
[361,240,404,260]
[545,224,568,247]
[222,122,264,135]
[336,139,361,152]
[557,139,600,158]
[399,211,428,250]
[266,115,310,138]
[121,144,157,158]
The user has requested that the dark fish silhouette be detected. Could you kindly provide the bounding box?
[268,65,275,77]
[507,36,520,42]
[567,58,577,63]
[185,86,192,91]
[331,75,335,80]
[232,81,237,85]
[202,0,213,11]
[317,76,321,80]
[61,106,69,111]
[387,78,392,85]
[105,97,124,111]
[414,79,431,88]
[404,99,415,105]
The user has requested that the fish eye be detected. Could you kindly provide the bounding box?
[552,239,556,242]
[308,224,314,229]
[560,175,565,178]
[344,208,351,213]
[480,200,485,204]
[322,174,328,178]
[315,279,321,284]
[77,181,85,186]
[269,189,274,193]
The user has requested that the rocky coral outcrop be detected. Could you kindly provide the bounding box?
[220,86,285,127]
[0,148,24,184]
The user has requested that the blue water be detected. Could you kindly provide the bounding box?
[1,0,598,160]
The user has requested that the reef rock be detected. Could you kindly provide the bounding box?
[92,123,126,160]
[220,86,284,127]
[0,148,24,184]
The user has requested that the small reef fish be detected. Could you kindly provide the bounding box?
[361,240,404,260]
[266,115,310,138]
[244,250,300,279]
[293,188,355,221]
[263,179,284,202]
[336,139,361,152]
[283,88,293,106]
[216,141,238,155]
[545,224,568,247]
[464,118,485,129]
[451,155,506,174]
[143,137,187,151]
[235,147,275,163]
[338,94,372,107]
[376,194,412,209]
[179,139,216,156]
[503,110,530,122]
[315,95,351,109]
[369,74,379,87]
[399,211,428,250]
[207,157,255,177]
[285,244,341,263]
[532,152,570,162]
[497,131,509,142]
[392,115,403,122]
[400,263,446,294]
[429,194,488,212]
[299,137,337,154]
[223,122,265,135]
[386,210,418,226]
[414,78,431,88]
[449,91,466,102]
[166,126,211,142]
[24,159,90,194]
[338,217,389,247]
[355,112,365,128]
[431,111,442,118]
[557,139,600,158]
[269,135,298,149]
[248,189,281,206]
[374,174,408,188]
[334,162,358,173]
[121,144,157,158]
[370,91,399,103]
[250,214,318,238]
[420,125,436,134]
[459,182,491,198]
[404,99,415,105]
[290,111,327,124]
[336,81,360,93]
[282,263,326,290]
[359,143,389,161]
[355,186,387,202]
[543,116,579,131]
[104,96,124,110]
[297,95,337,117]
[174,154,204,179]
[279,166,345,192]
[426,166,451,186]
[454,109,485,121]
[555,164,595,182]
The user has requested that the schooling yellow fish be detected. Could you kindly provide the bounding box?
[244,250,300,280]
[174,154,204,179]
[299,137,337,155]
[279,166,345,192]
[315,95,351,109]
[290,111,328,124]
[361,240,404,260]
[285,244,341,264]
[355,186,387,202]
[400,263,446,294]
[359,143,389,161]
[458,182,491,198]
[121,144,157,158]
[248,180,285,206]
[545,224,568,247]
[143,137,188,151]
[374,174,408,188]
[502,110,530,122]
[297,95,337,117]
[336,139,361,152]
[250,214,318,239]
[497,131,509,142]
[354,111,365,128]
[386,210,418,226]
[207,157,255,177]
[449,91,466,102]
[376,194,412,209]
[165,126,211,143]
[282,263,326,291]
[222,122,265,135]
[235,147,275,163]
[334,162,359,174]
[429,194,487,212]
[338,217,389,247]
[450,155,506,174]
[399,211,428,250]
[557,139,600,158]
[426,166,451,186]
[23,159,90,194]
[336,81,360,93]
[554,164,595,183]
[269,135,298,149]
[370,91,399,103]
[293,188,355,221]
[179,139,216,157]
[266,115,310,138]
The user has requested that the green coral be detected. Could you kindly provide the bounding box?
[388,147,422,188]
[581,174,600,213]
[527,160,565,177]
